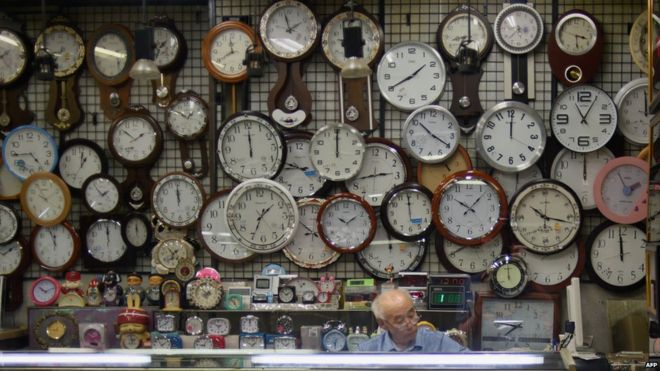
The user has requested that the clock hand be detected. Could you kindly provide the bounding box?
[246,127,254,158]
[289,22,303,31]
[419,123,450,147]
[284,14,292,33]
[509,117,514,139]
[48,229,58,248]
[503,323,523,336]
[121,128,137,139]
[582,154,588,181]
[129,132,147,143]
[582,96,599,123]
[616,172,633,195]
[335,128,340,158]
[619,227,625,262]
[355,172,393,180]
[455,199,476,215]
[300,223,319,239]
[338,217,349,224]
[0,246,15,256]
[406,193,413,219]
[176,184,181,206]
[284,162,309,171]
[389,64,426,90]
[574,104,588,125]
[531,206,549,220]
[106,225,110,245]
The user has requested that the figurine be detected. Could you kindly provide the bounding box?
[99,270,124,306]
[125,272,145,308]
[116,307,150,349]
[145,274,164,306]
[86,277,102,306]
[58,271,85,307]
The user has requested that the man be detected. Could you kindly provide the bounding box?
[358,288,467,352]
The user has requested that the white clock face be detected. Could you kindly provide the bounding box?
[383,187,433,239]
[192,282,221,309]
[59,143,104,190]
[356,218,426,279]
[33,278,58,304]
[550,85,617,152]
[509,181,582,254]
[403,105,460,163]
[155,239,191,270]
[440,11,490,58]
[156,313,175,332]
[377,41,446,111]
[0,240,23,275]
[124,215,149,247]
[260,0,318,59]
[38,26,85,76]
[0,29,28,85]
[494,4,543,54]
[226,179,299,253]
[555,13,598,55]
[648,191,660,243]
[92,32,129,78]
[0,203,18,244]
[33,224,76,269]
[597,162,648,219]
[208,28,252,77]
[275,136,328,198]
[491,164,543,202]
[217,113,285,182]
[439,234,503,274]
[24,178,67,224]
[111,117,158,162]
[86,219,126,263]
[3,125,58,180]
[240,315,259,333]
[550,147,614,210]
[283,200,340,269]
[152,173,204,228]
[121,333,142,349]
[319,197,374,250]
[480,297,555,351]
[588,223,645,289]
[321,10,382,68]
[84,177,119,214]
[198,191,255,263]
[153,336,172,349]
[517,242,581,288]
[494,262,523,290]
[345,141,408,206]
[167,98,207,138]
[476,101,546,172]
[309,123,366,181]
[153,27,179,67]
[614,78,658,145]
[207,317,230,336]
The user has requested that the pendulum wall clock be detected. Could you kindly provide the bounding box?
[150,15,187,108]
[0,15,34,130]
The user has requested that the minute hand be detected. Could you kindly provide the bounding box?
[388,64,426,90]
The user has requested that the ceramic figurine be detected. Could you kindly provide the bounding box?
[125,272,145,308]
[100,270,123,306]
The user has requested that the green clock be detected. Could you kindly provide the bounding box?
[224,293,244,310]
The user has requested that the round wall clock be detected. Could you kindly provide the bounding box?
[416,144,472,193]
[0,164,23,200]
[514,241,585,293]
[151,238,196,275]
[437,5,493,61]
[402,105,461,164]
[275,131,332,198]
[376,41,446,111]
[0,239,28,276]
[259,0,319,61]
[317,193,377,254]
[435,232,506,274]
[83,218,128,267]
[58,138,108,193]
[309,122,366,181]
[30,222,79,272]
[30,276,61,306]
[20,172,71,227]
[121,212,152,250]
[34,24,85,78]
[81,174,121,215]
[432,170,507,246]
[202,20,256,83]
[380,182,434,241]
[151,172,205,228]
[629,11,657,74]
[108,107,163,166]
[593,156,649,224]
[0,202,19,244]
[614,78,657,146]
[493,3,544,55]
[487,254,529,298]
[3,124,58,181]
[86,23,134,85]
[321,6,384,69]
[225,178,299,254]
[0,27,32,88]
[197,189,256,264]
[165,90,209,141]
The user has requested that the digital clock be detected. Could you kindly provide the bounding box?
[427,273,471,311]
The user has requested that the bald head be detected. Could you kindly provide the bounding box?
[371,288,414,321]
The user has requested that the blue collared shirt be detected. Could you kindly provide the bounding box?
[357,328,467,352]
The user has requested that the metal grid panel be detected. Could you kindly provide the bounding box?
[4,0,649,284]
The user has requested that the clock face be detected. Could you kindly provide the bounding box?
[509,180,583,254]
[191,280,222,309]
[475,101,546,173]
[432,170,507,245]
[0,28,29,85]
[217,112,285,182]
[490,164,543,202]
[402,105,460,164]
[166,93,208,140]
[489,255,528,298]
[436,232,504,274]
[376,41,446,111]
[322,329,347,352]
[0,203,19,244]
[516,242,584,292]
[555,13,598,56]
[58,139,106,191]
[31,277,60,306]
[259,0,319,60]
[240,315,260,333]
[89,27,131,79]
[629,11,658,73]
[309,122,366,181]
[35,24,85,77]
[197,190,256,263]
[586,222,646,291]
[438,6,492,59]
[647,188,660,244]
[275,133,330,198]
[121,213,151,249]
[153,239,194,272]
[0,240,25,275]
[225,179,299,253]
[153,26,180,67]
[31,223,79,272]
[82,175,120,215]
[356,217,427,279]
[593,156,649,224]
[109,114,161,164]
[156,313,176,332]
[550,147,614,210]
[345,139,411,206]
[550,84,618,152]
[416,145,472,192]
[283,198,340,269]
[493,3,544,54]
[152,172,205,228]
[381,183,434,241]
[3,125,58,181]
[614,78,658,145]
[203,21,255,82]
[120,333,142,349]
[86,219,127,263]
[208,317,230,336]
[321,9,383,69]
[21,174,71,227]
[318,193,377,253]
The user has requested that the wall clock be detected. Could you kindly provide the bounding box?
[150,15,187,107]
[0,163,23,200]
[593,156,649,224]
[487,254,529,299]
[121,212,152,250]
[435,231,505,274]
[203,20,256,84]
[614,78,658,146]
[30,222,79,272]
[376,41,446,111]
[416,144,472,193]
[0,239,28,276]
[629,11,658,74]
[3,124,58,181]
[550,84,617,153]
[81,174,122,216]
[309,122,366,181]
[259,0,320,128]
[225,178,299,254]
[30,276,61,307]
[57,138,108,194]
[586,221,646,292]
[197,189,256,264]
[514,241,585,293]
[86,23,134,120]
[402,105,461,164]
[275,131,332,198]
[81,216,131,270]
[0,202,19,244]
[0,22,34,129]
[151,171,205,229]
[164,90,210,177]
[20,172,71,227]
[283,198,341,269]
[432,170,507,246]
[317,193,377,254]
[151,238,196,275]
[380,182,434,242]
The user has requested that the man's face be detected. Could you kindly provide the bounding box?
[380,303,420,345]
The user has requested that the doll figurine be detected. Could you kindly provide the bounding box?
[125,272,145,308]
[58,271,85,307]
[116,307,150,349]
[145,274,164,306]
[86,277,102,306]
[99,270,124,306]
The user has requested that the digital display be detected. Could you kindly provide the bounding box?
[432,292,463,304]
[256,278,271,289]
[428,285,466,310]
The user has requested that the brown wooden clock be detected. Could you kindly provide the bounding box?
[0,16,34,131]
[86,24,135,120]
[259,0,320,129]
[164,91,210,177]
[34,19,85,132]
[548,9,604,86]
[150,15,187,108]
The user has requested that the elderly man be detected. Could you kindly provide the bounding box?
[358,288,467,352]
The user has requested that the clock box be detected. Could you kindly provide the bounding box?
[427,273,471,311]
